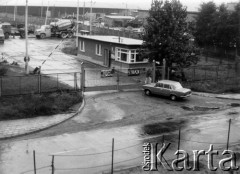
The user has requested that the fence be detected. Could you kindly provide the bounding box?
[83,67,150,92]
[0,72,81,96]
[19,119,239,174]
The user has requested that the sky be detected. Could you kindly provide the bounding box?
[1,0,239,11]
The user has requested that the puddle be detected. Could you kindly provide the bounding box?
[141,120,187,136]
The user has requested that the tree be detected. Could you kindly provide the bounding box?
[195,2,217,47]
[141,0,198,69]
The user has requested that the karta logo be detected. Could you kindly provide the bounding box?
[142,143,239,171]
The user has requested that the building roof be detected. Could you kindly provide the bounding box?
[77,35,143,45]
[105,16,135,20]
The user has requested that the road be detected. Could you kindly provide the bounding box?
[0,91,240,174]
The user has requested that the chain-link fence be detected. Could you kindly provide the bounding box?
[0,72,81,96]
[83,67,150,92]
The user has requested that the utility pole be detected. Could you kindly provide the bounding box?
[90,0,93,35]
[76,0,79,47]
[41,0,43,18]
[82,1,85,25]
[45,1,49,25]
[25,0,29,75]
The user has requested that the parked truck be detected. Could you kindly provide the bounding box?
[35,19,75,39]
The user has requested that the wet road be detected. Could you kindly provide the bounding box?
[0,92,240,174]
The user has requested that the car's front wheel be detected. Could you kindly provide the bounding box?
[170,95,177,101]
[145,89,151,96]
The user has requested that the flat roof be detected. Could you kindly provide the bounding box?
[105,16,135,20]
[77,35,143,45]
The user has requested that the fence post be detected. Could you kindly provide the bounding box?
[111,138,114,174]
[162,59,166,80]
[33,150,36,174]
[19,76,22,94]
[167,68,170,80]
[117,71,119,91]
[57,74,59,90]
[152,60,156,82]
[74,72,77,91]
[226,119,231,150]
[51,155,55,174]
[177,128,181,161]
[0,77,2,97]
[38,74,41,94]
[80,63,85,92]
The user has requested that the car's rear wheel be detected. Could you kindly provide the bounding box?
[145,89,151,96]
[170,95,177,101]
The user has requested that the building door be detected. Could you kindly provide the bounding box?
[104,49,110,67]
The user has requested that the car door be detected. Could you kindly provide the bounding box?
[162,84,171,96]
[152,83,164,95]
[45,26,51,37]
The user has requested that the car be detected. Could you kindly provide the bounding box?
[142,80,191,101]
[0,29,4,43]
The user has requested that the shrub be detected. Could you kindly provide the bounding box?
[0,66,8,76]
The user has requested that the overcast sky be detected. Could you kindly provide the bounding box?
[2,0,238,11]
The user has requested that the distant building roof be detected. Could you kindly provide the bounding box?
[77,35,143,45]
[105,16,135,20]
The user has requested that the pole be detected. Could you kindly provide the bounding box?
[41,0,43,18]
[76,0,79,47]
[83,1,85,25]
[152,60,156,83]
[25,0,29,75]
[51,155,55,174]
[226,119,231,150]
[177,128,181,160]
[45,1,49,25]
[33,150,36,174]
[90,0,93,35]
[111,138,114,174]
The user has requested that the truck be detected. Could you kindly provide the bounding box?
[35,19,75,39]
[0,22,12,39]
[18,25,35,38]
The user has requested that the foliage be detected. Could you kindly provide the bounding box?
[195,2,239,51]
[141,0,198,69]
[0,66,8,76]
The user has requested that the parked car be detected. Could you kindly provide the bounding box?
[0,29,4,43]
[142,80,191,101]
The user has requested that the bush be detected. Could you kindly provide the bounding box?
[0,66,8,76]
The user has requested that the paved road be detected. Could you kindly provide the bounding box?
[0,91,240,174]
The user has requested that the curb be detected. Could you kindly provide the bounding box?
[216,96,240,100]
[0,98,85,140]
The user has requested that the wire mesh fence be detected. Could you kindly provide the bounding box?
[18,119,239,174]
[0,72,81,96]
[84,67,149,92]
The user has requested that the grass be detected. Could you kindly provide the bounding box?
[0,92,82,120]
[0,62,82,120]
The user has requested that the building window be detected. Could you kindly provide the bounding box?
[96,44,102,56]
[115,48,147,63]
[80,40,85,52]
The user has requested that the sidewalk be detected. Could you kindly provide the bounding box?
[0,100,85,140]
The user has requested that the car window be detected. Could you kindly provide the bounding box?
[172,83,183,90]
[159,83,163,88]
[163,84,171,89]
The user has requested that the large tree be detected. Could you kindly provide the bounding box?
[195,2,217,47]
[141,0,198,68]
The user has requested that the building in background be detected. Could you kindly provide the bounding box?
[104,16,135,27]
[77,35,149,72]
